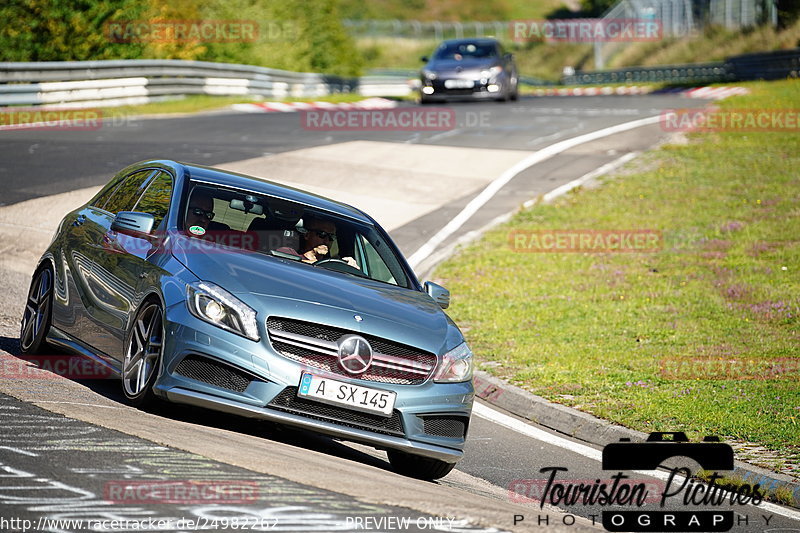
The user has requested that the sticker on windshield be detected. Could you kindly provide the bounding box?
[189,225,206,236]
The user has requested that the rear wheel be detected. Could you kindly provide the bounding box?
[387,449,456,480]
[122,301,164,407]
[20,266,54,354]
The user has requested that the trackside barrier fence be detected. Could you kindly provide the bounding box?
[1,49,797,108]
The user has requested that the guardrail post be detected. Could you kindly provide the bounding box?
[594,41,604,70]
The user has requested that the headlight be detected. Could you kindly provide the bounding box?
[433,342,474,383]
[422,69,437,80]
[187,281,259,341]
[480,66,503,79]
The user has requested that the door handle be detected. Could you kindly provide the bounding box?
[72,215,86,227]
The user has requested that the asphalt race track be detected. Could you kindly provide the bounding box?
[1,95,799,532]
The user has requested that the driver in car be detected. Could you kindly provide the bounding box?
[186,190,215,233]
[298,216,359,269]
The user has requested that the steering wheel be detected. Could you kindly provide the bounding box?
[313,258,363,276]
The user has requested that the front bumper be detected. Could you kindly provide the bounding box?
[420,76,507,100]
[154,303,474,463]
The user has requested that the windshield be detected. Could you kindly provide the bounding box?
[183,183,411,288]
[433,41,498,61]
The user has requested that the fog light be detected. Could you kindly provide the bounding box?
[422,86,434,95]
[487,84,500,93]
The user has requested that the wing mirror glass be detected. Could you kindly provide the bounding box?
[424,281,450,309]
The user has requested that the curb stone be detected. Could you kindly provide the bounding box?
[473,371,800,509]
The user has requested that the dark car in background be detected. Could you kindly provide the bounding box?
[419,38,519,103]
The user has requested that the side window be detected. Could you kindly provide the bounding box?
[357,234,397,286]
[133,171,173,228]
[90,179,122,210]
[103,170,153,215]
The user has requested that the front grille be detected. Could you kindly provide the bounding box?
[266,317,437,385]
[268,387,404,436]
[421,415,469,439]
[174,355,253,393]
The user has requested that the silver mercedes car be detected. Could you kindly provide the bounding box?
[20,160,474,479]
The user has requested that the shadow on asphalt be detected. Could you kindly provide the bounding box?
[0,334,395,475]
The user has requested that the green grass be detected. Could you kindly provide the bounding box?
[0,94,373,126]
[102,93,370,118]
[435,80,800,464]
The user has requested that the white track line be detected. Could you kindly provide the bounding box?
[407,115,661,269]
[525,151,640,208]
[474,402,800,521]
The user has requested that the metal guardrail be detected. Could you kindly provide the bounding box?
[563,48,800,85]
[563,62,731,85]
[2,48,797,108]
[0,59,414,107]
[727,48,800,80]
[343,19,509,41]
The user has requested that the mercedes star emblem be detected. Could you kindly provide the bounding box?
[337,335,373,374]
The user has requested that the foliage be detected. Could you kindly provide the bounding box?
[0,0,147,61]
[0,0,363,76]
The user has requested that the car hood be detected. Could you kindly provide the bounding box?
[425,57,498,74]
[170,233,462,354]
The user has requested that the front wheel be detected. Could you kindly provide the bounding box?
[20,266,54,354]
[387,449,456,480]
[122,301,164,407]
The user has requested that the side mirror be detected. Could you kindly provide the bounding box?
[420,56,429,63]
[111,211,155,235]
[424,281,450,309]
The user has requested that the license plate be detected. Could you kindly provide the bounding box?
[298,373,396,417]
[444,79,474,89]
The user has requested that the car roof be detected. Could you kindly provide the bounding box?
[153,160,373,225]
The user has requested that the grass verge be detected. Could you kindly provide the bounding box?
[435,79,800,474]
[0,93,376,127]
[100,93,372,118]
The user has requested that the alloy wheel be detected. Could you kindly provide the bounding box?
[20,268,53,353]
[122,302,163,402]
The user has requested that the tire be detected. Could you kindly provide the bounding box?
[122,300,164,407]
[495,86,510,103]
[387,449,456,480]
[510,82,519,101]
[20,266,54,354]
